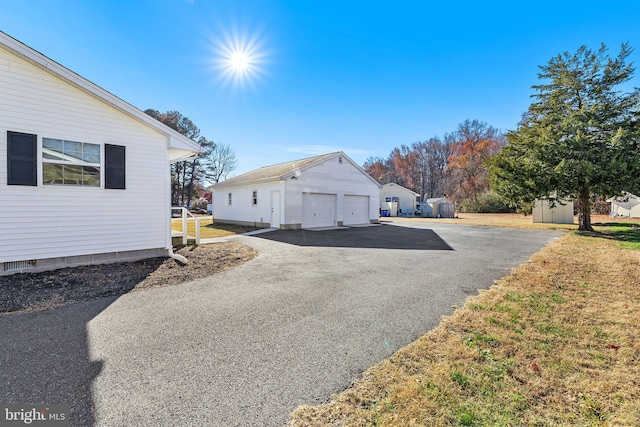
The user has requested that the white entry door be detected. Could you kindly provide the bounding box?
[343,195,370,225]
[271,191,281,228]
[302,193,336,228]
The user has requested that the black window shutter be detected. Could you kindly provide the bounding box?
[105,144,125,189]
[7,131,37,186]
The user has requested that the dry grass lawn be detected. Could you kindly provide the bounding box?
[382,212,640,231]
[171,217,260,239]
[289,215,640,426]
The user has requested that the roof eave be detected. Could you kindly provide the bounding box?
[210,176,283,190]
[0,31,201,156]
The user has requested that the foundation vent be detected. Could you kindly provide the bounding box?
[4,260,37,272]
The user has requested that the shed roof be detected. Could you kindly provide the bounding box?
[606,192,639,203]
[212,151,381,189]
[382,183,420,196]
[0,31,201,162]
[426,197,452,204]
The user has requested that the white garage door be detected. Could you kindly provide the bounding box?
[343,195,370,226]
[302,193,337,228]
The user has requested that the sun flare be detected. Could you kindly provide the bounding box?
[210,24,268,88]
[229,51,250,72]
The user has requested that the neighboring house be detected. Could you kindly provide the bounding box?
[419,197,455,218]
[608,193,640,218]
[0,32,201,276]
[532,198,574,224]
[380,183,420,216]
[210,152,381,229]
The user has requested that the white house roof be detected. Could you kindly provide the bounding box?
[382,183,420,196]
[426,197,450,204]
[606,192,639,203]
[0,31,201,162]
[212,151,381,189]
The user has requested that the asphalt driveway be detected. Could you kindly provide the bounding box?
[0,222,563,426]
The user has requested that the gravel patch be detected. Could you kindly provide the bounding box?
[0,242,256,316]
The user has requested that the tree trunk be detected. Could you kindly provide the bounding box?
[577,188,593,231]
[186,160,197,208]
[171,163,181,206]
[180,162,187,206]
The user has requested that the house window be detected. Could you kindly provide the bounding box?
[385,197,391,202]
[252,190,258,206]
[338,156,343,164]
[228,193,232,206]
[42,138,100,186]
[7,131,37,186]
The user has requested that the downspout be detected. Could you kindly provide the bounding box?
[168,247,188,264]
[166,136,187,265]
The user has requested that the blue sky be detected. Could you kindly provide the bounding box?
[3,1,640,176]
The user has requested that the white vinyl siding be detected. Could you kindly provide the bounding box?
[380,184,418,213]
[284,155,379,226]
[213,181,283,226]
[0,47,171,263]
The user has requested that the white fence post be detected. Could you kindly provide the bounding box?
[172,206,200,245]
[181,208,188,245]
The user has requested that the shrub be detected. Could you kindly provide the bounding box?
[460,192,514,213]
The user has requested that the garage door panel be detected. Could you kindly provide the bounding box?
[302,193,336,228]
[343,195,369,225]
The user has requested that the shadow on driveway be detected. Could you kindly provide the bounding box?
[255,224,453,250]
[0,298,111,427]
[0,260,170,426]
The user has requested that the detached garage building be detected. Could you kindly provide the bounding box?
[380,183,420,216]
[211,152,381,229]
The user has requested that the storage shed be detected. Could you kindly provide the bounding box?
[380,183,420,216]
[420,197,455,218]
[608,193,640,218]
[0,32,201,275]
[532,198,574,224]
[211,152,381,229]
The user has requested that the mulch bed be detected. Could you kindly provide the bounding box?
[0,242,256,316]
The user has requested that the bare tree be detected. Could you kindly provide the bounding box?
[206,143,238,184]
[412,137,451,199]
[144,109,203,206]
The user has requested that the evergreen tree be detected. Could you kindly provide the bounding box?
[490,43,640,231]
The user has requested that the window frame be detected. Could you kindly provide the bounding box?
[41,137,101,187]
[228,192,233,206]
[6,132,127,190]
[252,190,258,206]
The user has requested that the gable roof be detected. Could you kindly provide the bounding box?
[0,31,201,162]
[212,151,381,189]
[606,192,640,203]
[426,197,452,204]
[382,183,420,197]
